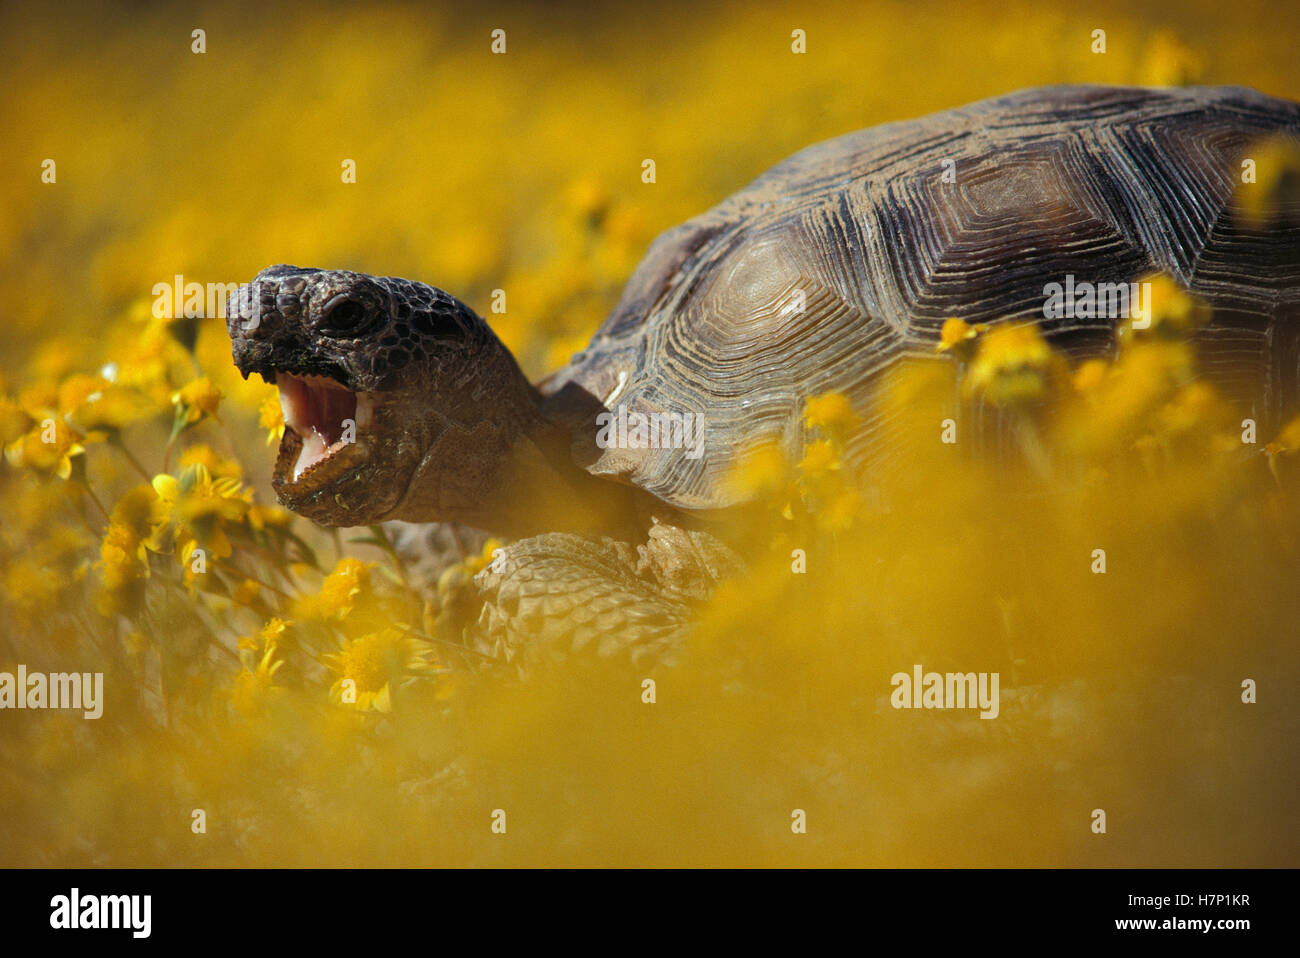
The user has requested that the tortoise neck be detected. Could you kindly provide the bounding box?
[387,335,641,540]
[482,416,645,541]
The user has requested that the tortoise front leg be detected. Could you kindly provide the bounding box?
[471,531,711,669]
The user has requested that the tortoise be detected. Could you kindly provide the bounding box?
[226,84,1300,663]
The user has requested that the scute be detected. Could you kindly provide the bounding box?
[873,135,1151,337]
[542,85,1300,510]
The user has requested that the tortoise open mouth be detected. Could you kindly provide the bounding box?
[273,373,372,487]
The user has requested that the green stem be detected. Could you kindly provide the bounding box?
[213,557,294,600]
[395,624,496,663]
[368,524,411,589]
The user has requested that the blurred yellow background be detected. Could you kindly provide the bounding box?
[0,0,1296,866]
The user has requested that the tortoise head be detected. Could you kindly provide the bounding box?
[226,265,545,528]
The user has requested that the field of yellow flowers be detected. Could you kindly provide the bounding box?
[1,0,1297,866]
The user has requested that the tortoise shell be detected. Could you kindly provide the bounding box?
[543,85,1300,509]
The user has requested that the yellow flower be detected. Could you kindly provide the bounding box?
[798,438,842,480]
[1122,274,1210,342]
[1157,381,1230,437]
[1268,414,1300,454]
[112,321,177,402]
[57,374,105,417]
[431,539,504,639]
[30,340,80,385]
[4,419,85,479]
[1072,358,1109,394]
[147,463,252,562]
[247,502,294,531]
[97,527,149,615]
[17,384,59,419]
[817,486,862,533]
[934,317,989,362]
[157,465,251,524]
[803,391,861,438]
[112,484,160,542]
[962,322,1064,407]
[1233,134,1300,228]
[459,538,502,577]
[1264,413,1300,480]
[171,376,223,424]
[238,617,289,655]
[258,392,284,446]
[179,443,243,480]
[795,436,861,531]
[323,627,433,712]
[231,627,286,718]
[262,616,289,643]
[296,557,373,621]
[1057,339,1198,458]
[94,485,160,615]
[724,439,791,504]
[321,557,369,615]
[64,379,156,434]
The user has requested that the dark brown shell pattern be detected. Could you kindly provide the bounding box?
[542,85,1300,510]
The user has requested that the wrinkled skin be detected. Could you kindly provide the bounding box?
[227,265,737,666]
[227,265,557,531]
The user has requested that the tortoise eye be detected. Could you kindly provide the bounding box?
[319,296,370,336]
